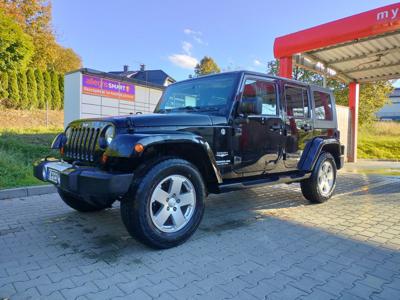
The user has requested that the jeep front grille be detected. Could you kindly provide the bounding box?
[64,127,101,162]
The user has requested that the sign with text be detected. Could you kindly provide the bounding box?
[82,74,135,101]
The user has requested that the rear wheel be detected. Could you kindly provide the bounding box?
[301,152,337,203]
[58,189,111,212]
[121,158,205,249]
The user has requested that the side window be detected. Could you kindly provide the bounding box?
[313,91,333,120]
[242,79,277,115]
[285,86,309,118]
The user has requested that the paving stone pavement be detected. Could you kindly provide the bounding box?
[0,172,399,300]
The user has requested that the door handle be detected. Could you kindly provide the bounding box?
[301,124,312,131]
[270,124,282,131]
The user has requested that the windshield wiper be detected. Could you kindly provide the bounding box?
[196,106,221,112]
[171,106,201,112]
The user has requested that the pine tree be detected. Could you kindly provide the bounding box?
[35,69,45,109]
[26,68,38,108]
[7,70,20,108]
[0,72,9,100]
[58,73,64,109]
[50,71,61,110]
[43,70,51,110]
[18,71,29,109]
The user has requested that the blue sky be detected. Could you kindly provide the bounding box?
[53,0,399,85]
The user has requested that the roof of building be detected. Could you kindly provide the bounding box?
[109,69,175,86]
[274,3,400,83]
[390,87,400,98]
[66,68,166,90]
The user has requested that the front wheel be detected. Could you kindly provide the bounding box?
[301,152,337,203]
[121,158,206,249]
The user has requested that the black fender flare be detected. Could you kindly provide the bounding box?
[298,138,343,171]
[104,133,223,183]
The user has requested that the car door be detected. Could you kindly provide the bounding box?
[283,84,314,170]
[233,77,284,175]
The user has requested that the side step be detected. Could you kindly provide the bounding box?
[217,172,311,193]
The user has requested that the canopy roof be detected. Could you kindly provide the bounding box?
[274,3,400,83]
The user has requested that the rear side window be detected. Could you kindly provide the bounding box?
[242,79,277,115]
[285,86,309,118]
[313,91,333,121]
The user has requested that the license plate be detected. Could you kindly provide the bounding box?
[47,168,60,184]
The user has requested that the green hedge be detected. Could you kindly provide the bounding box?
[0,68,64,110]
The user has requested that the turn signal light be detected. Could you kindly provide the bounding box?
[134,143,144,153]
[101,154,108,164]
[60,146,64,155]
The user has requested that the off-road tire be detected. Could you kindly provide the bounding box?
[121,158,206,249]
[300,152,337,203]
[58,189,110,212]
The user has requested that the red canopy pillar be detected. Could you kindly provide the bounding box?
[278,56,293,79]
[348,82,359,162]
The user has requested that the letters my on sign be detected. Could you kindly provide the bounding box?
[82,74,135,101]
[376,7,399,21]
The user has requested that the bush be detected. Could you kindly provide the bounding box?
[58,73,64,109]
[43,70,51,109]
[50,71,61,110]
[26,68,38,108]
[18,71,29,109]
[35,69,45,109]
[0,72,8,100]
[7,70,20,108]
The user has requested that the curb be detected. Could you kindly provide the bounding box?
[0,185,56,200]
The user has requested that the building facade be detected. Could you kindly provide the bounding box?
[376,88,400,121]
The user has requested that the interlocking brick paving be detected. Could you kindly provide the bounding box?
[0,172,399,299]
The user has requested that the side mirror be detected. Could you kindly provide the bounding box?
[238,97,262,116]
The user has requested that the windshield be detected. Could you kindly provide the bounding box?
[154,73,239,116]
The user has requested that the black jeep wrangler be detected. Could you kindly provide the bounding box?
[34,71,344,249]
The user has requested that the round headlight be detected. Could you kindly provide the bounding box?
[104,126,115,145]
[65,127,72,139]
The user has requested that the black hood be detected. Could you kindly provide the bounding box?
[78,113,228,128]
[129,113,213,127]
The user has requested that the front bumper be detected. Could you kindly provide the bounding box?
[33,159,133,198]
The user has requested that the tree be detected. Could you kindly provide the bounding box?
[194,56,220,76]
[0,10,34,72]
[26,68,38,108]
[50,71,61,109]
[43,70,51,110]
[18,71,29,109]
[35,69,45,109]
[52,47,82,73]
[7,70,20,108]
[0,72,9,100]
[58,73,64,108]
[0,0,82,73]
[267,59,393,126]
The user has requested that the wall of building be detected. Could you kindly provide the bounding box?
[64,70,164,127]
[376,88,400,120]
[336,105,350,161]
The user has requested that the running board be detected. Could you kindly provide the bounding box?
[217,172,311,193]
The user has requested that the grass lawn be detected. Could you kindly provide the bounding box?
[0,128,61,189]
[358,122,400,160]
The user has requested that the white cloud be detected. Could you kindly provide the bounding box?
[182,41,193,55]
[253,59,262,66]
[184,28,205,44]
[168,54,198,69]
